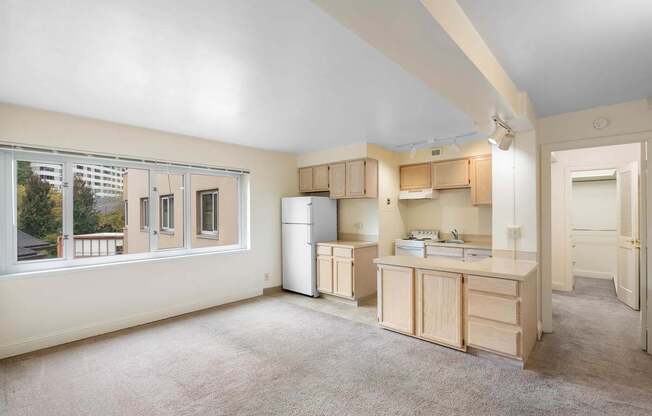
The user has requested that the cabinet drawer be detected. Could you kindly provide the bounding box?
[467,275,518,297]
[333,247,353,258]
[468,292,520,325]
[317,245,332,256]
[426,246,464,258]
[467,319,520,357]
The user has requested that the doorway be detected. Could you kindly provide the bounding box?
[547,142,646,351]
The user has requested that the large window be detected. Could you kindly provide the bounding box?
[0,147,248,275]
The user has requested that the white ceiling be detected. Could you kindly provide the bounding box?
[0,0,475,154]
[458,0,652,117]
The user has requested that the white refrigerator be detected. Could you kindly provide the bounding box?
[282,196,337,296]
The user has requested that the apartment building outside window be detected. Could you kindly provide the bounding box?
[140,198,149,230]
[199,190,219,236]
[160,195,174,232]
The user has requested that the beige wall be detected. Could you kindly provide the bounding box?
[0,103,297,358]
[154,173,185,250]
[123,169,150,253]
[190,174,239,248]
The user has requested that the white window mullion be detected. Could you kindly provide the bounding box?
[149,169,158,252]
[184,173,191,250]
[63,161,74,261]
[0,153,11,274]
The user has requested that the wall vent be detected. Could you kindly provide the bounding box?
[431,147,442,157]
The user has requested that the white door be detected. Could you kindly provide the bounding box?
[282,197,312,224]
[282,223,315,296]
[616,162,640,310]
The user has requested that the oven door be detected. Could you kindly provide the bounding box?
[395,245,425,258]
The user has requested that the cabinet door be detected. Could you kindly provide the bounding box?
[400,163,431,190]
[346,160,366,197]
[333,256,354,298]
[432,159,469,189]
[470,156,492,205]
[378,265,414,334]
[317,255,333,293]
[329,163,346,198]
[416,269,463,348]
[312,165,329,191]
[299,167,313,192]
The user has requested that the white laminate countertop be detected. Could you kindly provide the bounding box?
[373,255,537,281]
[318,241,378,249]
[424,240,492,250]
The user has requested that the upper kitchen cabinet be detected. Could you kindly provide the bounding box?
[329,162,346,198]
[400,163,431,190]
[432,159,470,189]
[330,158,378,199]
[298,165,329,193]
[470,155,492,205]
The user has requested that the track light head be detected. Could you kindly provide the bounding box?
[487,117,514,150]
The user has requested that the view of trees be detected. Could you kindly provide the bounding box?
[17,161,125,260]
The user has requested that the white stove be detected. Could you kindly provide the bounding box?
[395,230,440,257]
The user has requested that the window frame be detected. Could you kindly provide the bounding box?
[159,194,174,232]
[139,197,150,231]
[0,147,249,276]
[199,189,219,237]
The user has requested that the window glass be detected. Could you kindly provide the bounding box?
[154,173,184,250]
[121,168,150,255]
[191,174,238,248]
[16,161,64,262]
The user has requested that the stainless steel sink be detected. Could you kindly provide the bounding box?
[444,239,465,244]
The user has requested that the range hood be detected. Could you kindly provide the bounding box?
[398,189,439,200]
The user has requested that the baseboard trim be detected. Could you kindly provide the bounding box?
[0,288,261,360]
[573,269,614,280]
[262,285,283,295]
[552,282,573,292]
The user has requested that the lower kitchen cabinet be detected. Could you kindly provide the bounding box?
[415,269,464,349]
[375,263,538,365]
[377,265,414,334]
[316,242,378,305]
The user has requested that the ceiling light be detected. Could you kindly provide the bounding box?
[487,116,514,151]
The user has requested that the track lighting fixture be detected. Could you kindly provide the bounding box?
[487,116,514,150]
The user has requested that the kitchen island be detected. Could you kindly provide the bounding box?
[374,255,538,366]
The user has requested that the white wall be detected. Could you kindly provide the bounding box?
[550,143,639,291]
[571,180,617,280]
[492,130,538,258]
[0,103,298,358]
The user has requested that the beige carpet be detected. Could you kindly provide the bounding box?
[1,277,651,415]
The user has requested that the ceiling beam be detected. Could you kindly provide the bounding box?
[311,0,536,132]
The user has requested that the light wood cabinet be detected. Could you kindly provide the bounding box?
[317,255,333,293]
[415,270,463,348]
[344,159,377,198]
[300,158,377,199]
[470,156,492,205]
[316,242,378,304]
[375,263,538,365]
[312,165,330,191]
[298,165,329,193]
[334,257,354,298]
[400,163,431,190]
[329,163,346,198]
[299,167,313,192]
[432,159,470,189]
[378,265,414,334]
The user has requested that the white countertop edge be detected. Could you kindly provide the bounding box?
[318,241,378,249]
[373,256,538,281]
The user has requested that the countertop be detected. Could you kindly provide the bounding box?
[318,241,378,249]
[424,240,492,250]
[373,255,537,281]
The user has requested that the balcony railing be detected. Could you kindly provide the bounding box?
[58,233,125,258]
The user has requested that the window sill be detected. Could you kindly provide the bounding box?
[197,234,220,241]
[0,245,249,280]
[160,230,176,236]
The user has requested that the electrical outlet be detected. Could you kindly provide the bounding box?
[264,273,270,281]
[507,225,521,239]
